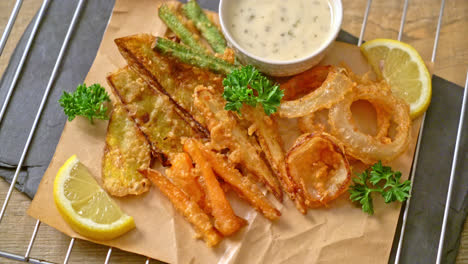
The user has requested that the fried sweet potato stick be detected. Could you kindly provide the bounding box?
[184,139,247,236]
[141,168,222,247]
[107,67,203,165]
[194,85,283,201]
[242,106,307,214]
[190,139,281,220]
[102,103,152,197]
[166,153,210,214]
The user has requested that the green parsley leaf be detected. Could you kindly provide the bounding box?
[58,83,111,124]
[349,171,375,215]
[222,65,283,115]
[349,161,411,215]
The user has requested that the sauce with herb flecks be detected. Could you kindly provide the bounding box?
[226,0,333,61]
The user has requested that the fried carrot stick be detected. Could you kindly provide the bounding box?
[191,139,281,220]
[184,138,247,236]
[166,153,211,214]
[141,168,222,247]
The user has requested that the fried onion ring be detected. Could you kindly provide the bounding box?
[278,67,354,118]
[374,105,391,140]
[328,82,411,164]
[286,133,351,208]
[297,109,331,134]
[298,103,391,141]
[281,65,331,101]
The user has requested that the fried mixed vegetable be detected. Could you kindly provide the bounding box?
[94,0,413,246]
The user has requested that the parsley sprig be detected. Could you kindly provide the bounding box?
[222,65,283,115]
[349,161,411,215]
[59,83,110,124]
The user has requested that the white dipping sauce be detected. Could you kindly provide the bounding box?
[226,0,333,61]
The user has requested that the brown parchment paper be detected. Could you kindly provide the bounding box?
[27,0,423,263]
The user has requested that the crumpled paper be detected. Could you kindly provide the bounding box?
[27,0,423,263]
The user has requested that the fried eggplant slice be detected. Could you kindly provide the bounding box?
[191,138,281,220]
[141,169,222,247]
[184,138,247,236]
[193,85,283,201]
[102,103,152,197]
[114,34,223,133]
[242,106,307,214]
[107,67,202,165]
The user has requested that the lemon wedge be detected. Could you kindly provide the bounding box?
[54,155,135,240]
[361,39,432,118]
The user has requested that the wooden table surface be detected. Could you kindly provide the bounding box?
[0,0,467,263]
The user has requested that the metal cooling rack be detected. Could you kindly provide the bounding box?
[0,0,466,263]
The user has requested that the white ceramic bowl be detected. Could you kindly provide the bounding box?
[219,0,343,77]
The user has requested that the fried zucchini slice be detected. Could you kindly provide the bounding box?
[107,67,202,165]
[102,103,152,196]
[114,34,223,133]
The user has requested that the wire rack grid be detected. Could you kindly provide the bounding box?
[0,0,466,263]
